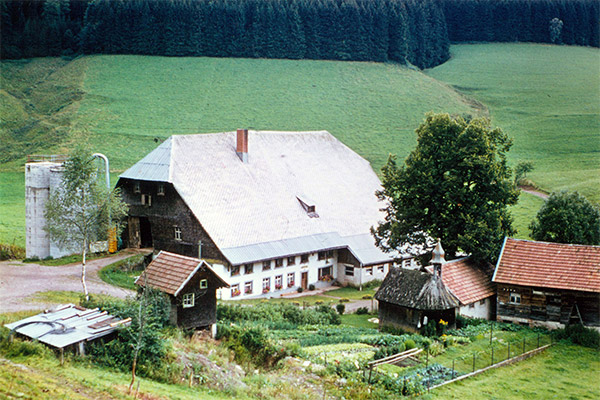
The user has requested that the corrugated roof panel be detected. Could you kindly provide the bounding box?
[120,137,172,182]
[4,305,130,349]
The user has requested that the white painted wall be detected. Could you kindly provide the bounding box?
[459,297,493,320]
[215,250,339,300]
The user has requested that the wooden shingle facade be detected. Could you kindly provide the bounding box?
[136,251,229,331]
[493,238,600,329]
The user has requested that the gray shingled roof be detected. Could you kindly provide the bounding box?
[375,268,460,310]
[120,131,399,263]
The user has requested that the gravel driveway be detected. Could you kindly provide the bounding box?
[0,251,138,313]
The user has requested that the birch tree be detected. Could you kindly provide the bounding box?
[44,148,128,300]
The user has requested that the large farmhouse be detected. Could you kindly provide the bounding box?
[493,238,600,329]
[118,130,410,299]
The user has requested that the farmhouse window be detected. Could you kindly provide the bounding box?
[318,251,326,260]
[345,266,354,276]
[469,303,475,308]
[480,299,485,305]
[300,254,309,263]
[287,273,295,287]
[262,260,272,271]
[287,256,296,266]
[366,267,373,276]
[509,292,521,304]
[182,293,195,308]
[174,227,182,241]
[402,259,411,268]
[141,194,152,207]
[199,279,208,289]
[231,265,240,276]
[157,184,165,196]
[319,266,332,281]
[377,264,385,273]
[244,281,253,294]
[231,284,241,297]
[244,264,254,274]
[134,181,140,193]
[275,275,283,290]
[262,277,270,293]
[275,258,284,268]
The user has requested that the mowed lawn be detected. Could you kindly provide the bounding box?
[77,55,480,172]
[424,343,600,400]
[427,43,600,204]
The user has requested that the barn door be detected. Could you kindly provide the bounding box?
[128,216,141,248]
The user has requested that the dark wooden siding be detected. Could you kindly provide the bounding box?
[118,178,225,262]
[173,270,220,329]
[378,301,456,333]
[497,283,600,327]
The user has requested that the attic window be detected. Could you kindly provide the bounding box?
[157,184,165,196]
[296,195,319,218]
[174,227,182,241]
[134,181,141,193]
[199,279,208,289]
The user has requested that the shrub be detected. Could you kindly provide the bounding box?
[297,287,303,293]
[404,339,416,350]
[336,304,345,315]
[361,295,372,300]
[0,243,26,260]
[553,324,600,349]
[308,284,315,291]
[339,298,350,303]
[355,307,368,315]
[380,325,407,336]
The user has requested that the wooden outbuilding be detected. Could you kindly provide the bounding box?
[375,267,460,333]
[493,238,600,329]
[136,251,229,333]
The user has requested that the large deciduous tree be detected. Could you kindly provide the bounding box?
[372,113,519,264]
[44,148,128,300]
[529,191,600,245]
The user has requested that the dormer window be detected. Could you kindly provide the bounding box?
[296,195,319,218]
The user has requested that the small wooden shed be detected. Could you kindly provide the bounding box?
[136,251,229,333]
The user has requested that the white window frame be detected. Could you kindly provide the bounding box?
[262,277,270,293]
[300,254,309,263]
[345,266,354,276]
[174,226,182,241]
[230,265,240,276]
[287,256,296,266]
[366,267,373,276]
[377,264,385,273]
[244,263,254,274]
[262,260,271,271]
[231,283,241,297]
[199,279,208,289]
[509,292,521,304]
[244,281,253,295]
[287,272,295,287]
[275,275,283,290]
[182,293,195,308]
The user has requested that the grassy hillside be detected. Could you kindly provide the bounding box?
[427,43,600,204]
[76,55,479,172]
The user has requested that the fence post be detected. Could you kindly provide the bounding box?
[491,346,494,366]
[537,333,540,348]
[473,353,476,372]
[490,323,493,345]
[452,359,455,379]
[508,343,510,360]
[426,348,429,368]
[523,338,525,354]
[368,366,372,384]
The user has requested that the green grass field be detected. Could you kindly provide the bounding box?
[427,43,600,204]
[1,44,598,246]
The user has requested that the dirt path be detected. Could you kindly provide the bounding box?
[520,187,549,200]
[0,251,140,314]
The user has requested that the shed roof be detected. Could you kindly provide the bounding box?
[492,238,600,293]
[426,257,495,305]
[119,131,393,261]
[136,251,229,296]
[375,268,460,310]
[4,304,130,349]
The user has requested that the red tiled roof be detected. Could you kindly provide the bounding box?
[136,251,228,295]
[427,257,495,305]
[493,238,600,293]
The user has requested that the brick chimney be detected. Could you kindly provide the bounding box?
[236,129,248,163]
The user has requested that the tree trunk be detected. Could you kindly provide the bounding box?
[81,241,89,301]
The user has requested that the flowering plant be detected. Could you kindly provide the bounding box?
[262,287,270,294]
[275,283,282,290]
[231,288,241,297]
